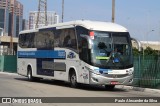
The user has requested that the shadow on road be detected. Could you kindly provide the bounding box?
[14,77,128,92]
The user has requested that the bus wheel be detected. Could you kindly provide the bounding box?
[70,71,78,88]
[105,85,115,90]
[27,67,34,81]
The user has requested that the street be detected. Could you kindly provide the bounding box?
[0,72,160,106]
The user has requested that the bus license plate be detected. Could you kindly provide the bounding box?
[110,81,119,85]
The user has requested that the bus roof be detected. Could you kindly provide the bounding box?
[20,20,128,34]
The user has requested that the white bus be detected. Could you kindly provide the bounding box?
[18,20,134,89]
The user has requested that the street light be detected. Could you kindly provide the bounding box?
[62,0,64,23]
[112,0,115,23]
[142,29,154,64]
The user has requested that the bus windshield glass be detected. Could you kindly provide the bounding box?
[91,31,133,69]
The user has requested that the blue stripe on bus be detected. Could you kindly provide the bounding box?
[18,50,66,59]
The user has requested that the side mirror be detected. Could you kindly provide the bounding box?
[131,37,142,52]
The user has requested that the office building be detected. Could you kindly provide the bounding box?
[22,19,29,30]
[29,11,59,29]
[0,0,23,55]
[0,0,10,35]
[0,0,23,37]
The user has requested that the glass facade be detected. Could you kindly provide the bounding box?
[0,8,9,34]
[0,0,23,36]
[5,9,9,34]
[8,12,17,37]
[0,9,5,29]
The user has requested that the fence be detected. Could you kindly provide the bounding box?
[0,55,17,73]
[133,55,160,89]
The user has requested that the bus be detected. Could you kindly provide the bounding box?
[18,20,134,89]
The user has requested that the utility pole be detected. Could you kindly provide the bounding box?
[10,7,14,55]
[36,0,48,28]
[112,0,115,23]
[62,0,64,23]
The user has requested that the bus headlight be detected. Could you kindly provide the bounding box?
[85,66,100,75]
[93,70,101,75]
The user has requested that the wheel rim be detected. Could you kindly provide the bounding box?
[28,71,31,80]
[71,74,76,85]
[71,75,76,84]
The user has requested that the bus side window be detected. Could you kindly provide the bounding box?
[62,28,77,50]
[54,30,61,47]
[63,35,71,47]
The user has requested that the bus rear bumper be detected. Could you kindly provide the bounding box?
[89,72,133,86]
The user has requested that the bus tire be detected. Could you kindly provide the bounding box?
[27,66,34,81]
[69,70,78,88]
[105,85,115,90]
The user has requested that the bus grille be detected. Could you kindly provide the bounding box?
[102,74,128,78]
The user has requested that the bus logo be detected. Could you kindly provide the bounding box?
[67,52,76,59]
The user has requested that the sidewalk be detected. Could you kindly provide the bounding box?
[116,85,160,94]
[0,71,18,76]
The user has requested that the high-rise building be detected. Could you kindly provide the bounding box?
[0,0,23,37]
[0,0,23,55]
[0,28,4,36]
[29,11,59,29]
[22,19,29,30]
[0,0,10,35]
[9,0,23,37]
[15,1,23,36]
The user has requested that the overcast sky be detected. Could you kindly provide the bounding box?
[18,0,160,42]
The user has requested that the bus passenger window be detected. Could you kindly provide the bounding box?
[62,28,78,51]
[63,35,71,47]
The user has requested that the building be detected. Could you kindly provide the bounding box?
[29,11,59,29]
[9,0,23,37]
[0,0,23,55]
[0,0,23,37]
[15,0,23,36]
[0,0,10,35]
[132,41,160,50]
[0,28,4,36]
[22,19,29,30]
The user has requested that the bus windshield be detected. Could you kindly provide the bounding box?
[91,31,133,69]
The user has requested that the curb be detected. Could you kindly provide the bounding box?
[0,72,18,76]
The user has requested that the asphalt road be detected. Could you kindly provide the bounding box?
[0,72,160,106]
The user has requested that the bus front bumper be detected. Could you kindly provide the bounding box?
[89,72,133,85]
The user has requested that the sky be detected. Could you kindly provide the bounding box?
[18,0,160,42]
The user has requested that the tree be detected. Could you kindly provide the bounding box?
[132,46,159,56]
